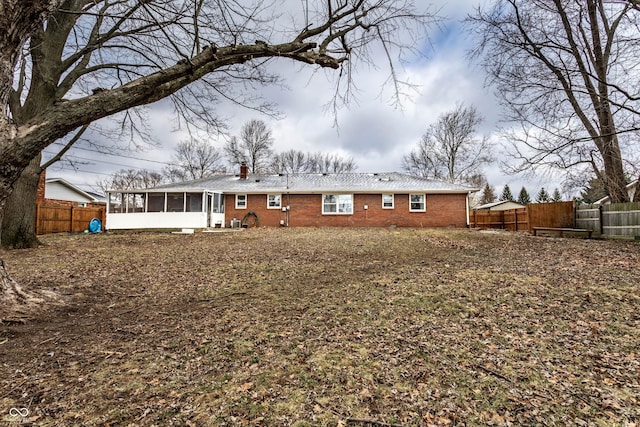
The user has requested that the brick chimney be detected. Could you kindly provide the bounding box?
[36,169,46,203]
[239,162,249,180]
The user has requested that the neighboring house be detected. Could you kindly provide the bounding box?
[106,164,478,230]
[34,172,107,235]
[37,172,106,208]
[42,178,106,207]
[594,180,639,204]
[474,200,526,211]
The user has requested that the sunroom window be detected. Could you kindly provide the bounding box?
[108,193,123,213]
[212,193,224,213]
[323,194,353,214]
[125,193,145,213]
[186,193,203,212]
[147,193,165,212]
[167,192,185,212]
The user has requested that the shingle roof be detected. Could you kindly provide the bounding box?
[134,172,477,194]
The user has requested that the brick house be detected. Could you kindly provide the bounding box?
[106,164,477,230]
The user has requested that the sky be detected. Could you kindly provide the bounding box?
[44,0,565,199]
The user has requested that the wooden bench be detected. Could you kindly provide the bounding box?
[532,227,593,238]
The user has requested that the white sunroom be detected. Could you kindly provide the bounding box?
[106,190,225,230]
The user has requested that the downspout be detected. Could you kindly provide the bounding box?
[466,192,470,228]
[106,191,111,231]
[286,175,290,227]
[286,193,291,226]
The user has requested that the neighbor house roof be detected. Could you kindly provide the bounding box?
[46,178,106,203]
[594,179,639,204]
[117,172,478,194]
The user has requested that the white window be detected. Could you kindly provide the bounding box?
[236,194,247,209]
[382,194,394,209]
[409,194,426,212]
[322,194,353,214]
[267,194,282,209]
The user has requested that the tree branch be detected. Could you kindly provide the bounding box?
[39,123,89,170]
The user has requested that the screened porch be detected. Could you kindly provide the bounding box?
[106,190,225,230]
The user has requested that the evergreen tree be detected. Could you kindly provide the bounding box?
[479,183,497,205]
[551,188,562,202]
[517,187,531,204]
[536,187,551,203]
[500,184,514,201]
[579,176,608,204]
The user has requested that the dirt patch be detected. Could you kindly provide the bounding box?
[1,228,639,426]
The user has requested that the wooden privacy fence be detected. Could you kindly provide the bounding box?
[471,201,575,231]
[528,201,575,229]
[576,202,640,238]
[471,208,528,231]
[36,203,106,235]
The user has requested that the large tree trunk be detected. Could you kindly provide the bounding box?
[0,125,49,317]
[602,147,628,204]
[1,154,41,249]
[0,0,62,317]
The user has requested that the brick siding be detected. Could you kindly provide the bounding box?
[224,193,468,228]
[36,171,46,203]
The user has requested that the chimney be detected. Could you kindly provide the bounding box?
[239,162,249,180]
[36,169,47,203]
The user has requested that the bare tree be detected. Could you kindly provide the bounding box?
[0,0,436,312]
[271,150,357,173]
[98,169,164,193]
[271,149,309,173]
[306,152,357,173]
[164,138,225,182]
[403,103,492,184]
[225,119,274,173]
[467,0,640,203]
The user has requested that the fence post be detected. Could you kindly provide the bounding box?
[70,205,75,233]
[598,205,604,236]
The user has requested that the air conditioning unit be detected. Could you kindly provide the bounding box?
[231,219,241,228]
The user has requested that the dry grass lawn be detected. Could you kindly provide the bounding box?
[1,228,639,426]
